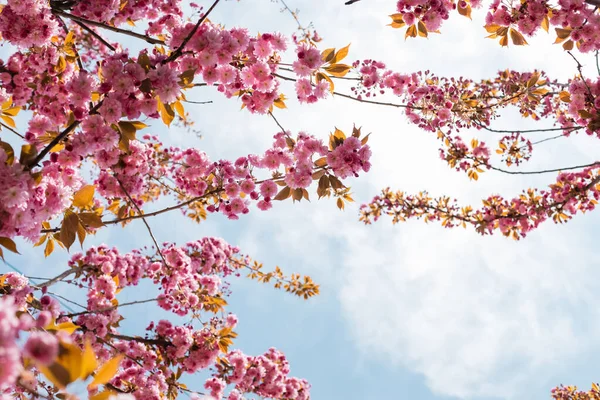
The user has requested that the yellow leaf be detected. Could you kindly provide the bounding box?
[509,28,528,46]
[157,100,174,127]
[315,71,334,93]
[45,320,79,335]
[484,24,501,34]
[56,55,67,74]
[89,354,124,388]
[39,340,83,388]
[390,13,404,24]
[337,197,344,210]
[60,211,80,251]
[405,24,417,40]
[555,27,572,41]
[34,234,47,247]
[73,185,95,208]
[80,340,98,380]
[558,91,571,103]
[44,238,55,257]
[314,157,327,167]
[2,106,21,116]
[78,212,105,229]
[0,141,14,165]
[562,39,574,51]
[389,13,405,28]
[323,63,352,77]
[417,21,428,37]
[1,97,11,110]
[499,34,509,47]
[38,363,71,389]
[19,144,38,166]
[457,3,472,19]
[0,237,19,254]
[541,15,549,33]
[321,47,335,63]
[0,115,15,128]
[173,101,185,119]
[274,186,291,201]
[331,43,350,64]
[129,121,148,130]
[65,31,75,47]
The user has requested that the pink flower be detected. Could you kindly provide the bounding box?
[23,331,58,366]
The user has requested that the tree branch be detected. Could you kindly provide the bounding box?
[52,10,165,45]
[162,0,220,64]
[27,100,104,169]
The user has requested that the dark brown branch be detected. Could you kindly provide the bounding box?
[52,10,165,45]
[74,20,116,51]
[27,100,104,169]
[109,333,169,346]
[0,122,24,138]
[162,0,220,64]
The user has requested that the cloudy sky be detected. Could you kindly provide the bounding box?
[5,0,600,399]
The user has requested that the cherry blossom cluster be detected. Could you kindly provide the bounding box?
[390,0,600,53]
[551,383,600,399]
[0,237,312,399]
[0,0,59,48]
[361,166,600,238]
[0,275,67,394]
[346,60,572,175]
[394,0,468,32]
[214,348,311,400]
[0,147,83,241]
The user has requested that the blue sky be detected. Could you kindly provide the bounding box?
[5,0,600,399]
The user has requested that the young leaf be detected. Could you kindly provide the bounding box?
[323,64,352,77]
[73,185,95,208]
[0,237,19,254]
[78,212,105,229]
[274,186,291,201]
[321,47,335,63]
[331,43,350,64]
[89,355,124,388]
[60,211,80,251]
[509,28,528,46]
[39,363,72,389]
[44,239,55,257]
[80,341,98,380]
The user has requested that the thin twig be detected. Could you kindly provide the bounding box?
[163,0,220,64]
[74,20,117,51]
[36,267,89,288]
[567,50,599,112]
[268,111,287,133]
[52,10,165,45]
[47,291,87,310]
[27,100,104,169]
[488,161,600,175]
[61,298,158,318]
[474,122,583,134]
[0,122,24,138]
[184,100,213,105]
[114,176,169,267]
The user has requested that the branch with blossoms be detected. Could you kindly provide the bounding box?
[0,234,314,399]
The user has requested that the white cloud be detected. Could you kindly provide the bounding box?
[222,2,600,399]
